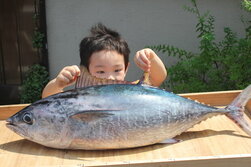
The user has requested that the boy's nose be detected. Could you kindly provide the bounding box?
[107,74,115,80]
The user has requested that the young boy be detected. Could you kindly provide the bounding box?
[42,23,167,98]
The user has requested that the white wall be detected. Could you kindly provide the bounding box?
[45,0,249,81]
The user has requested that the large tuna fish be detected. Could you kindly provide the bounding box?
[6,68,251,150]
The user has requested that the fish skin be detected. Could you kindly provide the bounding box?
[6,84,250,150]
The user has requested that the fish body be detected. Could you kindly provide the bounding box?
[6,83,251,150]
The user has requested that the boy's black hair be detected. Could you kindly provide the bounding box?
[79,23,130,70]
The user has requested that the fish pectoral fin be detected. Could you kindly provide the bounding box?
[158,138,181,144]
[70,110,116,122]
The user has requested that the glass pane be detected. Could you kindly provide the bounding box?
[2,0,21,84]
[18,0,39,79]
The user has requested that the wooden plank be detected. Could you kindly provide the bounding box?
[0,104,29,120]
[84,155,251,167]
[179,90,242,106]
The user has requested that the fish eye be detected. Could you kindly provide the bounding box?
[22,113,33,125]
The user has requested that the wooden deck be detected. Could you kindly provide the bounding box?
[0,90,251,167]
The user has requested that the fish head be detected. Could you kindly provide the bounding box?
[6,100,68,146]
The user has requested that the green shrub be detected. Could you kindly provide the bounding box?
[243,0,251,12]
[149,0,251,93]
[20,64,49,103]
[32,30,45,49]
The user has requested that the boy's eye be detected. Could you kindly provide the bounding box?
[97,71,105,74]
[115,69,122,72]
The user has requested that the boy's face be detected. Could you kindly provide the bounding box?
[88,50,128,81]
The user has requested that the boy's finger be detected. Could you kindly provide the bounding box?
[136,57,147,68]
[72,65,81,76]
[66,66,79,78]
[144,49,155,60]
[56,74,70,87]
[63,76,71,84]
[139,52,150,65]
[69,67,80,81]
[137,59,150,72]
[62,71,74,81]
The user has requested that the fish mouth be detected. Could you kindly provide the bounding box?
[6,121,27,138]
[6,122,15,127]
[6,118,15,128]
[6,118,16,128]
[6,122,18,130]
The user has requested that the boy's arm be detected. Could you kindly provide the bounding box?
[134,48,167,87]
[41,78,64,98]
[42,65,80,98]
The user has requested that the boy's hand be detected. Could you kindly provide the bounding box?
[55,65,80,88]
[134,48,156,72]
[134,48,167,87]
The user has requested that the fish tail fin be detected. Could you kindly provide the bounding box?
[225,85,251,136]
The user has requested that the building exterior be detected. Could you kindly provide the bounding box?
[0,0,250,104]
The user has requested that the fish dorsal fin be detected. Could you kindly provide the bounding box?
[138,72,152,85]
[75,66,152,88]
[75,66,131,89]
[70,110,116,122]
